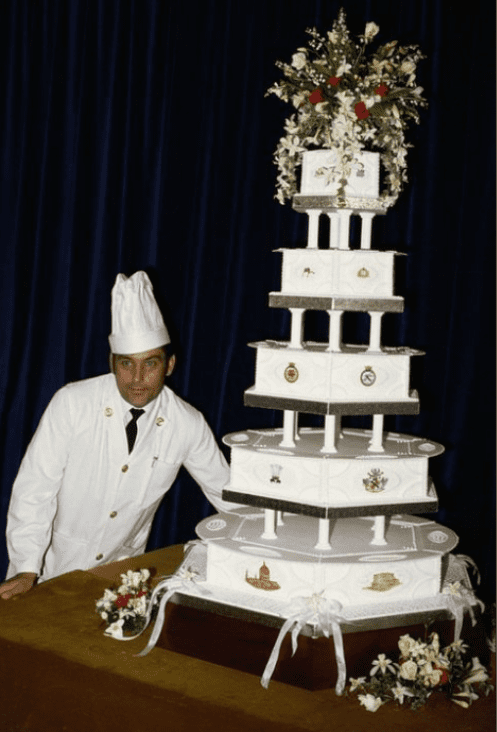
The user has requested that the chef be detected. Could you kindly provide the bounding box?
[1,271,238,599]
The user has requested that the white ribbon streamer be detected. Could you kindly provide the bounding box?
[261,593,348,695]
[442,555,485,641]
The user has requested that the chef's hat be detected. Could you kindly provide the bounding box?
[108,271,170,354]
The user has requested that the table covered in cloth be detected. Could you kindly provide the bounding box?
[0,544,494,732]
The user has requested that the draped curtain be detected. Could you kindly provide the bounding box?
[0,0,494,601]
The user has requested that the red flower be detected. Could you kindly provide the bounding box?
[375,84,389,97]
[433,664,450,686]
[355,102,370,120]
[326,76,341,86]
[137,590,147,598]
[115,593,131,608]
[309,88,324,104]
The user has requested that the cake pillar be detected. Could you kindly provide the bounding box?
[289,308,305,348]
[261,509,277,540]
[306,210,321,249]
[370,516,387,545]
[280,410,297,448]
[338,210,352,250]
[328,310,343,351]
[368,414,385,452]
[321,414,340,453]
[327,212,339,248]
[367,312,384,352]
[315,518,332,550]
[359,212,375,250]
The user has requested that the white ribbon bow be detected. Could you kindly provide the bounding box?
[261,592,348,695]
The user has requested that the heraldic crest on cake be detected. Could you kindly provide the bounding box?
[98,10,486,697]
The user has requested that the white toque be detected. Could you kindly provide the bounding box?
[108,271,170,354]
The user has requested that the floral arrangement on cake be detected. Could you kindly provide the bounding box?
[347,632,493,711]
[266,8,427,205]
[96,568,153,639]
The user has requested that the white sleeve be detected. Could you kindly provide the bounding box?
[5,388,71,578]
[182,413,244,514]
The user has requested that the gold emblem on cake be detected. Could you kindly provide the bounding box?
[360,366,376,386]
[363,468,387,492]
[302,267,315,277]
[284,362,299,383]
[364,572,402,592]
[245,563,281,591]
[357,267,370,278]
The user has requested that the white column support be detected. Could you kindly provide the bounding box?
[321,414,339,453]
[359,212,375,249]
[276,511,284,527]
[315,518,332,550]
[328,310,343,351]
[368,414,385,453]
[327,212,339,248]
[370,516,387,545]
[280,410,297,448]
[306,210,321,249]
[367,311,384,352]
[261,509,278,540]
[338,210,352,250]
[289,308,305,348]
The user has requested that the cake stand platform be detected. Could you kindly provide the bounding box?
[155,589,487,691]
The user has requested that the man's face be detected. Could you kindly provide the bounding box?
[112,347,175,407]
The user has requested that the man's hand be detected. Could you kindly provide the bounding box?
[0,572,37,600]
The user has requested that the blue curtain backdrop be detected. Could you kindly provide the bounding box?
[0,0,494,601]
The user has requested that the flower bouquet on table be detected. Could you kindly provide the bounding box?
[266,7,427,205]
[96,569,154,639]
[348,632,494,712]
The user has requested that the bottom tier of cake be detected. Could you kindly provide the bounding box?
[195,510,459,608]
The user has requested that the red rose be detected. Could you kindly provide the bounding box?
[137,590,146,598]
[326,76,341,86]
[309,88,324,104]
[433,664,450,686]
[375,84,389,97]
[355,102,370,120]
[115,593,131,608]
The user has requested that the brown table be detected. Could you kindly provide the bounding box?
[0,545,494,731]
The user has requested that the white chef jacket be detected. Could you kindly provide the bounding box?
[6,373,238,581]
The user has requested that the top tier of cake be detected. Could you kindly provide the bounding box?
[301,150,380,199]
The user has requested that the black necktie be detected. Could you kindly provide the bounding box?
[126,408,145,453]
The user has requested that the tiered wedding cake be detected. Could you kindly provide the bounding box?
[133,13,483,692]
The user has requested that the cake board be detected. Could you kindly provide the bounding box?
[154,588,487,691]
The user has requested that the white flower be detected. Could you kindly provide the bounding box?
[370,653,395,676]
[443,581,462,597]
[463,657,489,684]
[400,60,416,75]
[336,60,352,76]
[392,682,414,704]
[447,639,469,655]
[349,677,367,691]
[419,662,444,687]
[399,660,418,681]
[398,634,416,658]
[452,685,479,704]
[358,694,383,712]
[291,51,307,70]
[364,22,380,41]
[104,618,125,639]
[100,611,108,620]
